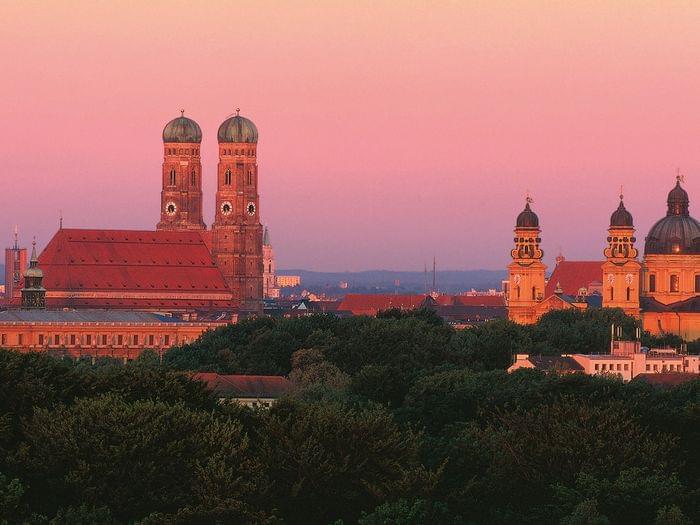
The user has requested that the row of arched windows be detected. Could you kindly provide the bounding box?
[222,169,255,185]
[513,286,538,300]
[168,169,198,186]
[221,148,255,157]
[609,288,633,301]
[166,148,200,155]
[647,273,700,293]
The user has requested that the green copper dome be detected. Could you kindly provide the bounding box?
[644,179,700,255]
[162,113,202,143]
[218,111,258,143]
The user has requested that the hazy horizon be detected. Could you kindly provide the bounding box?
[2,2,699,271]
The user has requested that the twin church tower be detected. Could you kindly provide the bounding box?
[157,110,263,312]
[507,178,700,339]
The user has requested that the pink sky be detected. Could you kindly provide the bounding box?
[1,1,700,271]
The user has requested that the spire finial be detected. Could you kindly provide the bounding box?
[619,185,624,201]
[676,168,685,184]
[59,210,63,229]
[525,189,533,205]
[13,225,18,249]
[236,108,240,116]
[180,108,185,117]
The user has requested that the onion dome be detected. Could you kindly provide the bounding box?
[645,178,700,255]
[610,197,634,227]
[162,111,202,143]
[218,109,258,143]
[516,200,539,228]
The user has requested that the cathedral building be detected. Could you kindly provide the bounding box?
[3,111,266,316]
[507,177,700,340]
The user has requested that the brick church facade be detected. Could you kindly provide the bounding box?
[3,111,265,316]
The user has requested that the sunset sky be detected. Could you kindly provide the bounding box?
[2,1,700,271]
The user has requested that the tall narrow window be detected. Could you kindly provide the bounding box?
[247,172,252,185]
[609,288,614,301]
[626,287,631,301]
[225,169,232,185]
[670,274,680,292]
[531,286,536,300]
[191,171,196,185]
[649,274,656,292]
[169,169,176,186]
[695,274,700,293]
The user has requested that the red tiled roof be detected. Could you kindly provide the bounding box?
[545,261,603,297]
[435,294,505,307]
[337,294,430,316]
[632,372,699,387]
[37,229,233,310]
[193,373,292,398]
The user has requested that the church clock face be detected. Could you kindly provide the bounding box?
[220,201,233,215]
[165,201,177,216]
[607,273,615,284]
[625,273,634,285]
[513,274,521,285]
[247,202,256,216]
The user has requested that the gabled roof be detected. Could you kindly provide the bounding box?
[545,261,603,297]
[435,295,505,307]
[528,355,585,372]
[37,229,233,309]
[193,373,291,399]
[337,294,432,316]
[641,295,700,313]
[0,309,218,324]
[632,372,699,387]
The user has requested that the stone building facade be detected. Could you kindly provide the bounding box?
[507,178,700,340]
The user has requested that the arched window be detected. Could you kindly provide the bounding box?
[531,286,536,300]
[609,288,614,301]
[169,169,176,186]
[649,274,656,292]
[225,169,232,185]
[191,171,196,185]
[626,287,631,301]
[695,274,700,293]
[670,274,679,293]
[516,286,520,299]
[247,171,252,185]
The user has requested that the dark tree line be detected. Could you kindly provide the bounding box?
[0,308,697,523]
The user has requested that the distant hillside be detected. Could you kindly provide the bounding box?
[277,269,506,294]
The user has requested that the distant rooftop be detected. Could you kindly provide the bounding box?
[0,309,213,324]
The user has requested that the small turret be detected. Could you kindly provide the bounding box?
[21,239,45,309]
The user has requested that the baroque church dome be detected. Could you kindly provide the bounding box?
[218,111,258,143]
[516,201,539,228]
[644,179,700,255]
[162,113,202,143]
